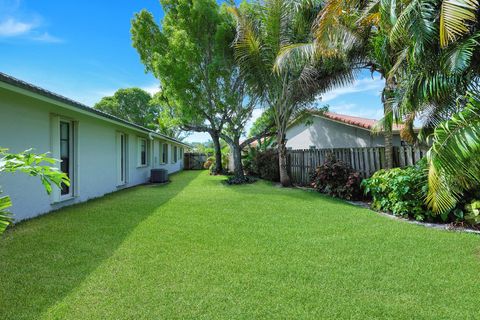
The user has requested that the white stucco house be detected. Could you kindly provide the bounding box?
[286,111,408,150]
[0,72,189,222]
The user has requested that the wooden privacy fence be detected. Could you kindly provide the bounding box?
[287,146,427,185]
[184,153,207,170]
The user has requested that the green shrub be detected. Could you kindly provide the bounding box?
[204,152,229,175]
[362,159,432,221]
[464,200,480,225]
[225,175,257,185]
[310,154,363,200]
[244,148,279,182]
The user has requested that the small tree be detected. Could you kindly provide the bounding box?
[0,148,69,234]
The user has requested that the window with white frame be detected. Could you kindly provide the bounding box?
[138,138,148,166]
[173,146,178,163]
[60,120,74,197]
[50,116,77,203]
[161,143,168,164]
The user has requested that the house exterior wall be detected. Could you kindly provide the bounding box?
[285,116,402,149]
[0,87,184,222]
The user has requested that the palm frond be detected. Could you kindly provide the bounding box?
[274,42,316,72]
[390,0,437,50]
[426,94,480,213]
[443,32,480,72]
[440,0,479,48]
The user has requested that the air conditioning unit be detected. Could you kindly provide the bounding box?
[150,169,169,183]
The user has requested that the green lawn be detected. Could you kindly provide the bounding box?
[1,171,480,319]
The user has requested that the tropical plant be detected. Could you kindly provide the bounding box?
[362,159,432,221]
[439,0,480,48]
[204,142,230,175]
[310,154,363,200]
[229,0,354,186]
[425,94,480,213]
[0,148,69,233]
[464,199,480,225]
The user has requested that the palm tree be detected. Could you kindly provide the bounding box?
[276,0,406,169]
[426,93,480,213]
[228,0,347,186]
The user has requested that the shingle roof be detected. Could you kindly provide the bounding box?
[0,72,190,147]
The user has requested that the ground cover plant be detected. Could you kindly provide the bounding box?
[1,171,480,319]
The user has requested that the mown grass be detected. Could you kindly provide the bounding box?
[1,171,479,319]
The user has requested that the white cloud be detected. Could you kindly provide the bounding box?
[321,77,384,103]
[0,12,63,43]
[31,31,62,43]
[0,17,34,36]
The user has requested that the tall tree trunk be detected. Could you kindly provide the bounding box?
[384,128,393,169]
[277,132,291,187]
[210,131,223,174]
[382,83,394,170]
[221,134,245,180]
[230,137,244,179]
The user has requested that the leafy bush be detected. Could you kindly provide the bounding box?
[310,154,363,200]
[204,152,229,175]
[464,200,480,225]
[362,159,432,221]
[225,175,257,185]
[243,148,279,182]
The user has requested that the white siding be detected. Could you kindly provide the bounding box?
[286,116,402,149]
[0,87,184,221]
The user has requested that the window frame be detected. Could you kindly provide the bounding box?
[59,119,75,201]
[138,137,148,167]
[160,143,169,164]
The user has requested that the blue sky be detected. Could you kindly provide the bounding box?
[0,0,385,143]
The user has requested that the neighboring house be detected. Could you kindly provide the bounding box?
[0,73,189,221]
[286,111,409,150]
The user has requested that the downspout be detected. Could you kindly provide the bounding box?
[148,132,155,168]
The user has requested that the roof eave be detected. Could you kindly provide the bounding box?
[0,72,190,148]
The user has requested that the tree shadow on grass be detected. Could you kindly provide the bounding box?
[0,170,202,320]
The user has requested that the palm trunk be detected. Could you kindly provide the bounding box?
[210,131,223,175]
[384,128,393,169]
[277,132,291,187]
[382,83,394,170]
